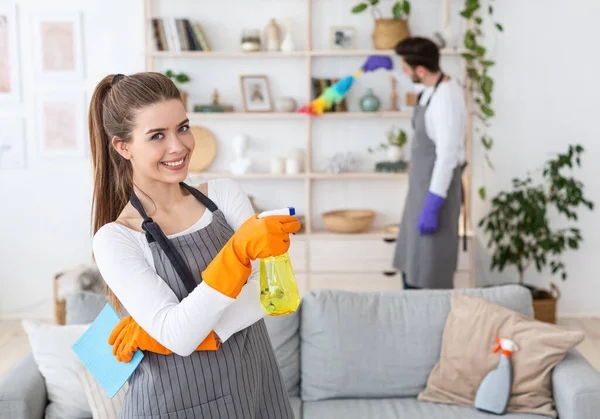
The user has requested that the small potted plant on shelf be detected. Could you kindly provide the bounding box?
[351,0,411,50]
[369,126,408,172]
[478,144,594,324]
[165,69,191,110]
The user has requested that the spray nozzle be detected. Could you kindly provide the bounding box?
[493,338,519,356]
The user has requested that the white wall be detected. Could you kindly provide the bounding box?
[0,0,145,318]
[1,0,598,318]
[471,0,600,316]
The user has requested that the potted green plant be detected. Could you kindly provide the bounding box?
[351,0,411,50]
[478,144,594,323]
[164,69,191,110]
[369,126,408,172]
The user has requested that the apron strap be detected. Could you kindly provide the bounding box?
[421,72,446,107]
[129,182,216,295]
[460,162,468,252]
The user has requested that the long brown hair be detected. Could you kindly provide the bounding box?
[89,72,181,314]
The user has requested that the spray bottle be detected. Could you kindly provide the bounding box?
[474,337,519,415]
[257,207,300,316]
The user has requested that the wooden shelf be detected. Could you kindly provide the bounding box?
[188,172,307,180]
[187,111,411,120]
[310,48,465,57]
[189,171,408,180]
[188,112,307,120]
[310,172,407,179]
[149,48,464,58]
[150,51,309,58]
[318,111,412,119]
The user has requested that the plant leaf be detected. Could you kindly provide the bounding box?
[496,23,504,31]
[403,0,410,15]
[351,3,369,13]
[462,53,476,60]
[481,104,495,117]
[370,0,380,5]
[392,2,401,19]
[479,187,486,200]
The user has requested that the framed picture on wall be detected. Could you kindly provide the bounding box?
[0,3,21,101]
[37,91,85,158]
[240,75,273,112]
[330,26,356,50]
[32,11,84,82]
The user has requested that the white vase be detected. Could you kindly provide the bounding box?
[387,146,403,162]
[280,17,295,53]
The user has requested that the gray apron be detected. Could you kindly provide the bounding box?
[121,183,294,418]
[392,74,462,289]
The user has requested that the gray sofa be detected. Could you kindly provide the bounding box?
[2,285,599,418]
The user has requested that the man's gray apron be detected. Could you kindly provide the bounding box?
[393,74,462,289]
[121,183,294,418]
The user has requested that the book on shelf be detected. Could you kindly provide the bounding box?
[311,78,348,112]
[151,18,210,52]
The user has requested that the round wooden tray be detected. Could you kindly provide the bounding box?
[188,126,217,172]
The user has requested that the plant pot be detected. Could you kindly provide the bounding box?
[483,282,560,324]
[386,146,403,162]
[372,18,410,50]
[527,283,560,324]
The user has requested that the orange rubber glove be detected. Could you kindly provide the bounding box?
[202,214,301,298]
[108,316,220,362]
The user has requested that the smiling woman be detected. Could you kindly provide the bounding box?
[87,72,299,418]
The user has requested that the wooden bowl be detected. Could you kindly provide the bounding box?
[322,209,376,234]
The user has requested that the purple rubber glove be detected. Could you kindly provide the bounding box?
[361,55,393,72]
[417,192,446,235]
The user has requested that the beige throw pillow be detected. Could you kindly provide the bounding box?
[418,292,585,418]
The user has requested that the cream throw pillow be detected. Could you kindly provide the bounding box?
[418,292,585,418]
[78,366,128,419]
[21,320,91,419]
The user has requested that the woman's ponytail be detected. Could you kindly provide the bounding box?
[88,72,182,315]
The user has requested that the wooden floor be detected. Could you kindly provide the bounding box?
[1,317,599,380]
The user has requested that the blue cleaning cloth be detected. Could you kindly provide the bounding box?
[72,303,143,398]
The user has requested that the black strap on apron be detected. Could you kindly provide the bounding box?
[129,182,218,295]
[417,72,445,106]
[460,162,468,252]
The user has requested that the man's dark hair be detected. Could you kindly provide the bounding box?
[394,37,440,72]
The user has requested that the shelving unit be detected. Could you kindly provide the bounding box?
[143,0,476,289]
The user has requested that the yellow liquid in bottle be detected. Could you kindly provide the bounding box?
[260,254,300,316]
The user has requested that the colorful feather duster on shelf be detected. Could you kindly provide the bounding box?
[298,55,394,116]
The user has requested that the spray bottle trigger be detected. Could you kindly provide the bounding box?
[493,337,502,353]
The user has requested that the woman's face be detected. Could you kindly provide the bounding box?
[114,99,194,184]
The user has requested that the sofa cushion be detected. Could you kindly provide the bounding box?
[300,285,533,401]
[263,308,300,397]
[302,398,550,419]
[21,320,91,419]
[418,292,584,418]
[66,291,108,325]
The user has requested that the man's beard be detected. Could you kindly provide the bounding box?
[411,74,422,83]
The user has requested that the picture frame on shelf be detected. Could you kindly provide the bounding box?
[240,75,273,112]
[330,26,356,50]
[36,91,86,158]
[0,3,21,102]
[32,11,84,82]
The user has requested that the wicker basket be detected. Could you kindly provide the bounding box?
[372,18,410,50]
[322,209,376,234]
[532,283,560,324]
[53,272,66,325]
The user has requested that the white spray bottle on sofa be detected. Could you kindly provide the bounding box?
[474,337,519,414]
